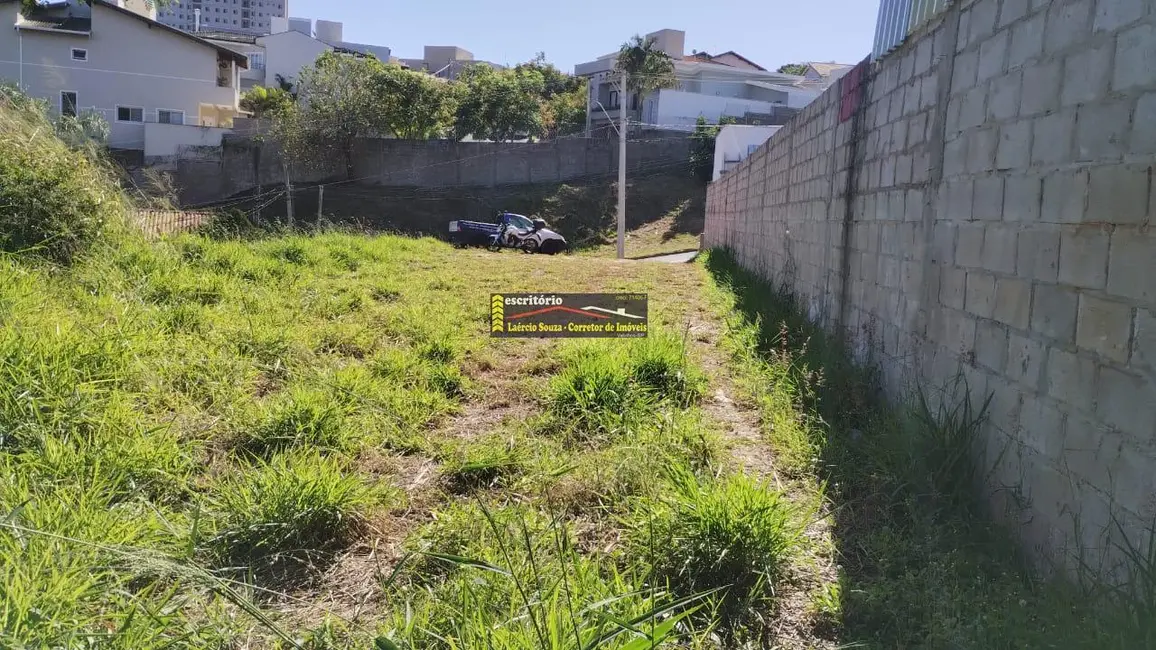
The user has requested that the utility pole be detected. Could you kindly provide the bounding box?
[617,70,627,260]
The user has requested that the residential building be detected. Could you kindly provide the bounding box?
[398,45,503,80]
[712,124,781,181]
[799,61,856,88]
[203,17,391,92]
[0,0,248,156]
[157,0,288,36]
[575,29,817,135]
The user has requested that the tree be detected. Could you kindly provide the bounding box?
[282,51,387,177]
[451,65,545,142]
[540,84,587,139]
[776,63,809,76]
[614,35,679,125]
[518,52,583,99]
[688,115,737,183]
[371,64,456,139]
[240,86,294,118]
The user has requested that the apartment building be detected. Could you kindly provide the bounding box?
[574,29,818,135]
[158,0,287,35]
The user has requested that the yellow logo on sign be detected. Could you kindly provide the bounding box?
[491,294,504,332]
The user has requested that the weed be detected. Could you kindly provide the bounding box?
[546,335,704,446]
[631,467,800,630]
[204,450,382,572]
[240,388,351,457]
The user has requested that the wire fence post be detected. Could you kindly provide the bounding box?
[317,186,324,221]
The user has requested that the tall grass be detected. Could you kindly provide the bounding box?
[702,246,1156,648]
[0,86,126,263]
[386,501,716,649]
[547,334,706,446]
[204,450,384,572]
[629,466,802,631]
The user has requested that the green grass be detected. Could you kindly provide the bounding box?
[702,247,1156,649]
[203,450,385,572]
[0,222,801,648]
[629,467,803,632]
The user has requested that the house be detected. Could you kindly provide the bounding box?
[0,0,248,157]
[203,17,391,91]
[712,124,781,181]
[574,29,818,135]
[800,62,856,88]
[398,45,504,80]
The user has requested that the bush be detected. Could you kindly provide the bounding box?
[0,87,125,263]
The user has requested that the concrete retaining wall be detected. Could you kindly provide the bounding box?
[705,0,1156,573]
[172,136,692,207]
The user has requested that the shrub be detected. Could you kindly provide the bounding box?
[204,451,379,569]
[0,86,125,263]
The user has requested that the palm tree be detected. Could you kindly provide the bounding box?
[614,35,679,129]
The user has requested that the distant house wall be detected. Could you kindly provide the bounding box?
[144,121,228,158]
[256,29,330,88]
[712,124,780,181]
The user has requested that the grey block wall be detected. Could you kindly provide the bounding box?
[176,137,694,206]
[704,0,1156,574]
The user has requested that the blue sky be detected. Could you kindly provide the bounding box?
[291,0,879,73]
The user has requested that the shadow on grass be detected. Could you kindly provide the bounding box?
[703,247,1153,649]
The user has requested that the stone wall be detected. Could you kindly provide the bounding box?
[170,136,692,208]
[704,0,1156,572]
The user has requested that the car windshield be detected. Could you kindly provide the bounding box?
[508,215,533,230]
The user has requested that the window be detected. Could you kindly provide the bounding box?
[116,106,144,123]
[71,48,87,61]
[158,109,185,125]
[60,91,77,117]
[248,51,265,70]
[608,90,619,108]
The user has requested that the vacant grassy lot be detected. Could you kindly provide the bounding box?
[2,227,1148,649]
[0,231,819,649]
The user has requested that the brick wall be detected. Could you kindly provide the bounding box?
[704,0,1156,573]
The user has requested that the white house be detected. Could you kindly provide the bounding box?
[203,16,391,91]
[0,0,248,156]
[712,124,781,181]
[574,29,819,135]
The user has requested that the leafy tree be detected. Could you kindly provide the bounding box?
[776,63,809,76]
[282,51,387,177]
[518,52,583,99]
[240,86,294,118]
[689,115,737,183]
[371,64,456,139]
[540,84,587,139]
[614,35,679,124]
[451,65,545,142]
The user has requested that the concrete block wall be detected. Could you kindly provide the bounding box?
[704,0,1156,573]
[177,137,694,206]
